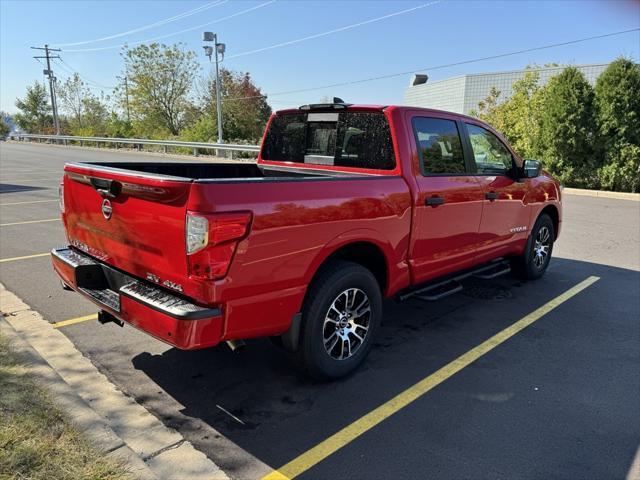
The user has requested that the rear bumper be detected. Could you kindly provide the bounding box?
[51,247,224,349]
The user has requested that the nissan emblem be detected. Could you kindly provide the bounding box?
[101,198,113,220]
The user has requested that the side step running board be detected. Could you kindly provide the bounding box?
[472,261,512,280]
[413,281,463,301]
[399,259,511,302]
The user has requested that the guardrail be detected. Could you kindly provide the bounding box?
[11,134,260,160]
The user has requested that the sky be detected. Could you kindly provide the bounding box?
[1,0,639,114]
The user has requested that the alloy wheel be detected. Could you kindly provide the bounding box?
[322,288,371,360]
[533,225,551,268]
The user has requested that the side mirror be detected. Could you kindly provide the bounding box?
[522,159,542,178]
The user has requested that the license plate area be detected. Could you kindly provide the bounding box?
[75,264,122,312]
[75,264,108,289]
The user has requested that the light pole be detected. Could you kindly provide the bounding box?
[203,32,225,144]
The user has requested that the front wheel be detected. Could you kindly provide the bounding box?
[298,260,382,380]
[512,213,555,280]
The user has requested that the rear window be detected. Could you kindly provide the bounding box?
[261,111,396,170]
[412,117,466,175]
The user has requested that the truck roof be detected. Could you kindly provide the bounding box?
[275,104,480,123]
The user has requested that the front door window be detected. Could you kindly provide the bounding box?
[466,124,513,176]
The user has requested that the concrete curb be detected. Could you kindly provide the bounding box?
[563,187,640,201]
[0,284,229,480]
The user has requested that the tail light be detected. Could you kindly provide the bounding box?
[186,211,252,280]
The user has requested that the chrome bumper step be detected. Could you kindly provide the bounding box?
[52,248,220,320]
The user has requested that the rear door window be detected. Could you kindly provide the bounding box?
[412,117,466,175]
[261,112,395,170]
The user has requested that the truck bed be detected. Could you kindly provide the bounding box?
[71,162,363,182]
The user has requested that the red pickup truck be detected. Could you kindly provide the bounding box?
[52,102,561,378]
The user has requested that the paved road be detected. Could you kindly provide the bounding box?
[1,141,639,480]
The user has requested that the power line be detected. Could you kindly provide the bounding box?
[220,28,640,103]
[55,58,116,89]
[53,1,226,47]
[54,67,114,96]
[63,1,274,53]
[224,0,442,61]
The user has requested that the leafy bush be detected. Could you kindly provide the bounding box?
[598,144,640,193]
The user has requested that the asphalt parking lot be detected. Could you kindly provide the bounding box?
[1,141,639,479]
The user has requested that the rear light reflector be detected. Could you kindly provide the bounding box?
[186,211,252,280]
[59,183,65,213]
[186,215,209,254]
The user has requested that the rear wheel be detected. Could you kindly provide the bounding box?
[512,213,555,280]
[298,261,382,379]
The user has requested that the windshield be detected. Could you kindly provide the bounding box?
[261,111,396,170]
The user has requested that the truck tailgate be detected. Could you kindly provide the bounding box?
[62,163,193,298]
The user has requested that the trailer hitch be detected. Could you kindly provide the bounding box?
[98,310,124,327]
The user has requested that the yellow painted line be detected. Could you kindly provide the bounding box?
[52,314,98,329]
[0,252,50,263]
[0,218,59,227]
[0,199,58,206]
[263,276,601,480]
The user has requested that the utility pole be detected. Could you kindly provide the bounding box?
[31,44,61,135]
[203,32,225,144]
[117,75,131,122]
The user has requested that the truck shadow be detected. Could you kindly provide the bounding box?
[131,257,639,474]
[0,183,48,194]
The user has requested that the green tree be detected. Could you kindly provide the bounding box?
[594,58,640,192]
[121,43,199,136]
[595,58,640,149]
[58,74,109,135]
[80,96,109,136]
[58,74,86,130]
[598,144,640,193]
[473,72,544,159]
[473,87,506,132]
[501,71,544,159]
[14,82,52,133]
[0,117,10,138]
[183,68,272,143]
[538,67,599,188]
[105,112,134,138]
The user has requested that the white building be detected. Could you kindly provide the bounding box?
[404,63,611,115]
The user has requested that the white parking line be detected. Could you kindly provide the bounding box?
[0,199,58,206]
[0,177,61,182]
[1,218,59,227]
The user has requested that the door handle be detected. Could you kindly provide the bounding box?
[90,177,122,198]
[485,191,499,201]
[425,196,445,207]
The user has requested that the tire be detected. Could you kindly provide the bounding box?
[512,213,555,280]
[298,260,382,380]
